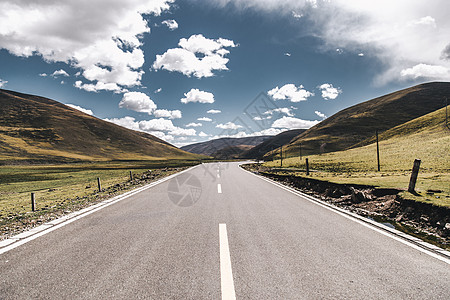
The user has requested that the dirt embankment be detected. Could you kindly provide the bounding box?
[242,164,450,248]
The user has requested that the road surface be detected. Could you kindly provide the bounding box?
[1,162,449,299]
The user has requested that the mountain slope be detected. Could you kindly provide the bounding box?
[268,105,450,173]
[0,89,201,163]
[242,129,306,159]
[278,82,449,157]
[180,136,272,156]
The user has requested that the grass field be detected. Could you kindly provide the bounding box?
[264,107,450,207]
[0,160,200,237]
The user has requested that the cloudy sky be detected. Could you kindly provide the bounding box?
[1,0,449,146]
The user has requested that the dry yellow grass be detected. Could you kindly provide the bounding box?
[265,107,450,206]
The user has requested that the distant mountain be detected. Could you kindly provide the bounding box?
[210,145,254,160]
[0,89,202,163]
[242,129,306,159]
[180,136,272,156]
[274,82,450,158]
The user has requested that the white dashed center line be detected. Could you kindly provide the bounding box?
[218,183,222,193]
[219,224,236,300]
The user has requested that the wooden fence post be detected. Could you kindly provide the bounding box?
[97,177,102,192]
[408,159,421,193]
[306,158,310,176]
[129,171,133,181]
[31,192,35,212]
[280,146,283,167]
[376,130,380,172]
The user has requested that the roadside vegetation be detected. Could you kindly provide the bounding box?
[0,160,200,239]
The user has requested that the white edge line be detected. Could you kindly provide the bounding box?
[219,223,236,300]
[0,165,199,255]
[239,164,450,265]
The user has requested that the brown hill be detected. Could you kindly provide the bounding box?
[210,145,254,160]
[274,82,450,158]
[0,89,201,163]
[242,129,306,159]
[180,136,272,156]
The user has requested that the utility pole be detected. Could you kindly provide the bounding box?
[376,130,380,172]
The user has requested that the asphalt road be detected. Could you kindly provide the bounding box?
[1,162,449,299]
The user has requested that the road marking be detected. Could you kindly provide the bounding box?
[218,183,222,193]
[240,165,450,265]
[219,224,236,300]
[0,165,199,255]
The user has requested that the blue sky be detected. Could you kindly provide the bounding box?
[1,0,449,146]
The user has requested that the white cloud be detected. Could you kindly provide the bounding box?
[66,104,93,115]
[104,116,200,143]
[153,34,236,78]
[268,84,314,102]
[51,69,69,77]
[74,80,126,93]
[412,16,436,28]
[284,52,291,56]
[104,116,140,131]
[212,127,283,139]
[154,109,182,119]
[197,117,213,122]
[154,88,162,93]
[264,107,294,116]
[169,127,196,136]
[0,79,7,88]
[400,63,448,79]
[148,131,174,141]
[207,0,450,83]
[314,110,326,119]
[181,88,215,104]
[39,73,47,77]
[0,1,174,92]
[186,122,202,127]
[358,53,364,57]
[207,109,221,114]
[216,122,242,130]
[162,19,178,30]
[318,83,342,100]
[198,131,209,137]
[257,128,284,135]
[292,11,303,19]
[119,92,157,114]
[253,116,271,121]
[139,118,175,131]
[272,116,319,129]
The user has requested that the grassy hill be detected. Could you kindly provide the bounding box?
[265,105,450,206]
[271,82,449,158]
[242,129,306,159]
[0,89,202,163]
[180,136,272,156]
